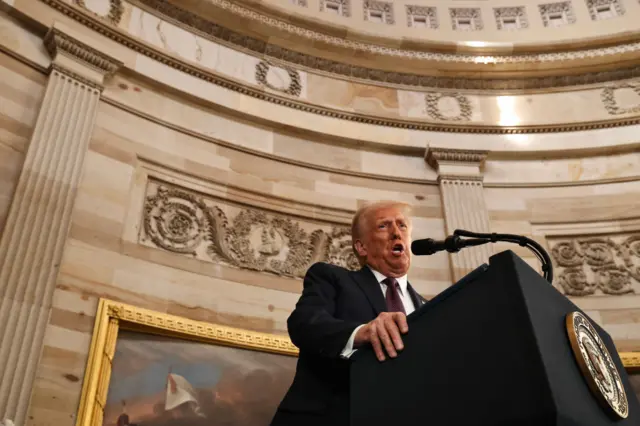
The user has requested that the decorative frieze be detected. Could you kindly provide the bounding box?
[75,0,640,92]
[141,183,360,277]
[549,234,640,296]
[539,1,576,27]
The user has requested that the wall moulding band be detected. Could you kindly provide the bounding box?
[207,0,640,55]
[101,98,640,188]
[37,0,640,93]
[17,0,639,134]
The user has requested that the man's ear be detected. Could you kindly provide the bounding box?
[354,239,367,258]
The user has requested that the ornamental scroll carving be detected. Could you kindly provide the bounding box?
[549,235,640,296]
[141,183,360,277]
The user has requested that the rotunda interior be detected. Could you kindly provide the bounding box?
[0,0,640,425]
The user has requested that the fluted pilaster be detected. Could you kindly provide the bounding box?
[426,147,492,281]
[0,25,120,426]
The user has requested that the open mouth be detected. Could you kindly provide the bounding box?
[391,243,405,256]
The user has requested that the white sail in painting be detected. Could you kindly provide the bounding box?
[165,373,206,417]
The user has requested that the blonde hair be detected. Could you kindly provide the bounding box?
[351,201,413,266]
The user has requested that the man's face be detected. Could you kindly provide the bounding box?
[355,206,411,277]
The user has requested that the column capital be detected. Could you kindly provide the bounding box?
[425,146,489,181]
[44,25,122,89]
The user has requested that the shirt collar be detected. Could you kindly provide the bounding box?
[367,265,408,295]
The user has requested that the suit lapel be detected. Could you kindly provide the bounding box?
[407,282,427,309]
[351,267,387,315]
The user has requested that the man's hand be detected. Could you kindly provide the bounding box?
[353,312,408,362]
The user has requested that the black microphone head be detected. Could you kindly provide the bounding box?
[411,238,437,255]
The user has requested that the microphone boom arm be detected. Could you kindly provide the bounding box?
[452,229,553,283]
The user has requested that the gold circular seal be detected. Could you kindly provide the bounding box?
[566,311,629,419]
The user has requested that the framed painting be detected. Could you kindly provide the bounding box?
[76,299,298,426]
[76,299,640,426]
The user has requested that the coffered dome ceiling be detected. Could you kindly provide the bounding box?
[126,0,640,89]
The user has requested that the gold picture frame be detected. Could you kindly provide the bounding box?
[75,298,298,426]
[76,298,640,426]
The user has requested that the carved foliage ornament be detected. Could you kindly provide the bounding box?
[425,93,472,122]
[142,184,360,277]
[73,0,124,25]
[255,61,302,97]
[550,235,640,296]
[601,83,640,115]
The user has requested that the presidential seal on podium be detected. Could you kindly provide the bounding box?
[566,311,629,419]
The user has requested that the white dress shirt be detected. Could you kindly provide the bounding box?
[340,266,415,358]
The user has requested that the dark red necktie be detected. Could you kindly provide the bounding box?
[383,277,406,314]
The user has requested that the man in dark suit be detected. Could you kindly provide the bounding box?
[271,201,427,426]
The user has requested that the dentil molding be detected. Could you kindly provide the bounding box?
[44,25,122,88]
[425,147,489,169]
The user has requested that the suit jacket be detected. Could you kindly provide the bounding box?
[271,262,427,426]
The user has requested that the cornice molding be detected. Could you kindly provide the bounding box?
[33,0,640,134]
[425,148,489,169]
[44,27,121,75]
[128,0,640,91]
[152,0,640,65]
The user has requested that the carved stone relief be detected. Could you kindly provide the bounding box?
[549,234,640,296]
[585,0,625,20]
[255,61,302,97]
[539,1,576,27]
[73,0,124,25]
[425,93,472,121]
[601,83,640,115]
[449,8,483,31]
[406,6,438,29]
[320,0,350,17]
[363,0,394,25]
[494,7,528,30]
[141,182,360,277]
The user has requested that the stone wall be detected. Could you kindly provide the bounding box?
[0,1,638,425]
[0,52,45,232]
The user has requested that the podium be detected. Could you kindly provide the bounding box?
[350,250,640,426]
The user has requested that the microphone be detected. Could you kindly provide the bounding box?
[411,236,463,255]
[410,229,554,283]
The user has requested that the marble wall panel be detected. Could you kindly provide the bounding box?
[306,73,399,116]
[484,152,640,185]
